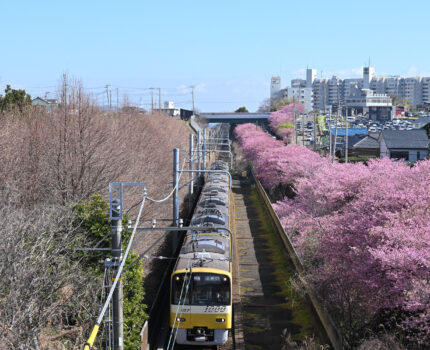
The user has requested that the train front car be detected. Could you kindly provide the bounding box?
[170,160,232,346]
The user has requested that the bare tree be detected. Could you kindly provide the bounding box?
[0,192,100,349]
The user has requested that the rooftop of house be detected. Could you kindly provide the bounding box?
[415,116,430,125]
[32,97,58,105]
[353,135,380,149]
[380,129,429,149]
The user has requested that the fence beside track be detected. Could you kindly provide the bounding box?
[250,169,343,350]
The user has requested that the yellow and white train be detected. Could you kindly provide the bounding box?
[170,160,232,346]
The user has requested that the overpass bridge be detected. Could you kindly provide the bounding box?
[200,112,270,124]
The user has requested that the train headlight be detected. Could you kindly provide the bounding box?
[216,318,225,323]
[176,317,186,322]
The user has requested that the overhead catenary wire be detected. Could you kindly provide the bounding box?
[146,151,188,203]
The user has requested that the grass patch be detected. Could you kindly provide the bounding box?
[243,312,264,319]
[244,326,264,334]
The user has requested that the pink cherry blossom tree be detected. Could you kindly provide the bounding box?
[234,123,430,347]
[268,103,304,143]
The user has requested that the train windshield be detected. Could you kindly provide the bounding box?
[172,273,230,306]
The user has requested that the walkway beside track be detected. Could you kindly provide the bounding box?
[233,176,318,350]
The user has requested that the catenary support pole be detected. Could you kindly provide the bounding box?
[202,128,207,171]
[111,200,123,350]
[197,130,201,181]
[189,135,194,212]
[173,148,180,251]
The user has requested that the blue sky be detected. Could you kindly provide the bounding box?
[1,0,429,112]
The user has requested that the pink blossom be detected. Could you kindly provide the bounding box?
[234,123,430,344]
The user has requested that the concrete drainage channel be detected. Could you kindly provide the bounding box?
[232,171,342,350]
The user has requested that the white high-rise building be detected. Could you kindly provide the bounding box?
[363,66,375,89]
[402,77,422,107]
[422,77,430,104]
[285,86,313,112]
[270,76,282,99]
[306,68,316,88]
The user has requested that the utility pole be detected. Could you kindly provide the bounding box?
[149,88,154,114]
[293,96,297,144]
[345,106,349,163]
[313,111,317,150]
[329,116,332,160]
[158,88,161,112]
[111,200,123,350]
[190,85,195,114]
[302,112,305,146]
[105,85,110,110]
[332,114,338,163]
[116,88,119,113]
[109,90,112,110]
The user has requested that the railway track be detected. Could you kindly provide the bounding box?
[149,173,327,350]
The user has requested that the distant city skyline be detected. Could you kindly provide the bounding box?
[1,0,429,112]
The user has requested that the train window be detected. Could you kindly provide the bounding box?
[172,273,230,306]
[172,274,191,305]
[196,239,225,253]
[191,273,230,306]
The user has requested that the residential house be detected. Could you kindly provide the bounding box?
[351,133,380,158]
[32,97,59,111]
[412,116,430,137]
[379,129,429,162]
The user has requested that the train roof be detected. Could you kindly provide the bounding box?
[172,159,231,275]
[174,252,231,273]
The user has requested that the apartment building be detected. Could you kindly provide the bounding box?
[402,77,422,107]
[422,77,430,104]
[271,66,430,111]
